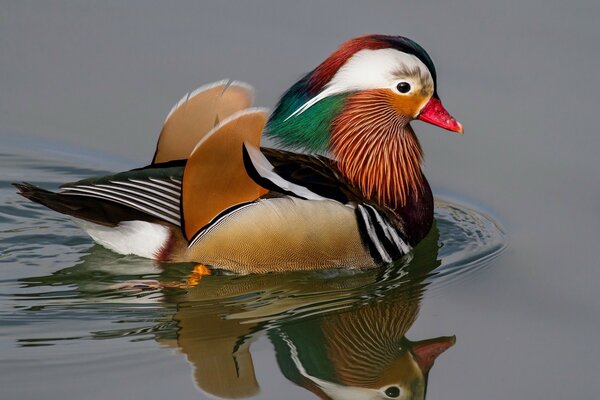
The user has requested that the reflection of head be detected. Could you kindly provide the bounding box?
[271,302,454,400]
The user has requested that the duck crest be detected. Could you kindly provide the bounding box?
[331,89,425,210]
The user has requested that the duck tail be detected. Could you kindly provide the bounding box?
[13,183,72,214]
[13,182,147,227]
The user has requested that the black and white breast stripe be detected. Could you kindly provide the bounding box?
[355,204,411,264]
[60,177,182,226]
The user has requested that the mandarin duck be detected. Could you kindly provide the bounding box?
[14,34,463,274]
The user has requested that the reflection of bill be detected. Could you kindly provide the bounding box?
[163,222,453,399]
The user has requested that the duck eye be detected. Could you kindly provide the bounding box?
[396,82,411,94]
[384,386,401,398]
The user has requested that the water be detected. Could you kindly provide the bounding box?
[2,1,600,399]
[0,143,505,399]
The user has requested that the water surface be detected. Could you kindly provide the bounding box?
[2,1,600,398]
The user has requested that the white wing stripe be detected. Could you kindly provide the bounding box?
[125,179,181,197]
[93,184,180,212]
[244,145,334,202]
[61,186,180,220]
[111,180,180,201]
[63,185,180,218]
[61,188,180,226]
[148,177,180,190]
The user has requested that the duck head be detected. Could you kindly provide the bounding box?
[266,34,462,149]
[271,298,455,400]
[266,35,462,209]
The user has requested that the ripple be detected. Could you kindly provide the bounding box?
[426,198,507,291]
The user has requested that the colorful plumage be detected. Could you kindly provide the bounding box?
[14,34,463,273]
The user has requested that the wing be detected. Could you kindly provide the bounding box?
[180,109,269,240]
[59,160,185,226]
[152,80,254,164]
[55,107,268,239]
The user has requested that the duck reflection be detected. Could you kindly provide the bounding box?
[18,224,452,399]
[162,222,454,399]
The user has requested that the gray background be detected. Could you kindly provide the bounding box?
[1,1,599,399]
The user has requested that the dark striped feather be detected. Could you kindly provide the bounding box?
[355,204,411,264]
[243,145,364,205]
[60,176,182,226]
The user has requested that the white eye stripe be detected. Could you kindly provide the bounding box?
[331,48,430,90]
[286,48,433,120]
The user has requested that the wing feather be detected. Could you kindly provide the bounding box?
[243,147,362,205]
[153,80,254,164]
[181,109,269,240]
[59,167,184,226]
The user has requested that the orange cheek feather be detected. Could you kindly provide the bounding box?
[386,90,429,119]
[330,89,425,209]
